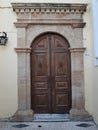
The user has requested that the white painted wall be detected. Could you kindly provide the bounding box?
[0,3,17,117]
[0,0,98,125]
[83,3,94,115]
[92,0,98,60]
[91,0,98,124]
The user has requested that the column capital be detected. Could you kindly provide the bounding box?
[14,23,28,28]
[15,48,32,53]
[69,48,86,53]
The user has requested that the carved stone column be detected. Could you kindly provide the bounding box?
[69,48,89,120]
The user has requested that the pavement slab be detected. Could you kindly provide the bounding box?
[0,121,98,130]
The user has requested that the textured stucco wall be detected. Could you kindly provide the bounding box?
[1,0,98,124]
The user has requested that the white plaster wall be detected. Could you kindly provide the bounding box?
[0,3,17,117]
[91,0,98,124]
[92,0,98,58]
[83,2,93,115]
[0,0,98,124]
[84,0,98,124]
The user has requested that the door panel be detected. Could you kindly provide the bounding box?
[56,94,68,106]
[54,52,67,76]
[31,35,51,113]
[31,33,71,113]
[33,53,48,80]
[51,35,70,113]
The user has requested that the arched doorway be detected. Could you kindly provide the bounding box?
[12,3,89,121]
[31,33,71,113]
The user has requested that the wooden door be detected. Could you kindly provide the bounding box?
[31,33,71,113]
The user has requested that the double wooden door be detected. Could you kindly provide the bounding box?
[31,33,71,113]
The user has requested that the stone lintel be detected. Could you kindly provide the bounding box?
[15,48,32,53]
[14,22,86,28]
[12,3,87,15]
[69,48,86,53]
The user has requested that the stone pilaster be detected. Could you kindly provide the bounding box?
[11,25,33,122]
[69,48,90,120]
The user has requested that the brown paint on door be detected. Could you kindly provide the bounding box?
[31,33,71,113]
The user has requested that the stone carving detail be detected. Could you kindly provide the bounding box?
[12,3,87,15]
[12,3,87,28]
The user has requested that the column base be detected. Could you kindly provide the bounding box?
[70,109,93,121]
[10,109,34,121]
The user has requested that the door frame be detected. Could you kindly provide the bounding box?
[12,3,89,121]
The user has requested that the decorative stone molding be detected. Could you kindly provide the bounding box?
[69,48,86,52]
[12,3,87,14]
[12,3,87,28]
[14,21,86,28]
[14,23,28,28]
[15,48,32,53]
[71,23,86,28]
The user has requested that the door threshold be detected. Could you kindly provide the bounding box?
[33,114,69,122]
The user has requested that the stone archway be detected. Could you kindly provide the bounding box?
[12,3,89,121]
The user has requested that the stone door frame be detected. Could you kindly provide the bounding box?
[12,3,89,121]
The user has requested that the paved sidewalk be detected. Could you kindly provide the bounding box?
[0,121,98,130]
